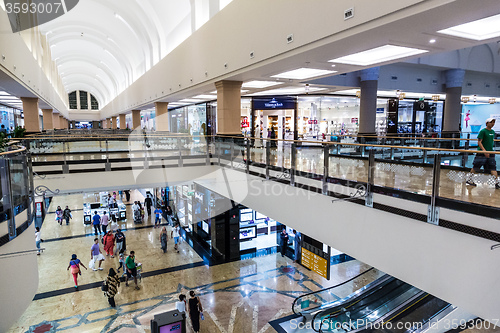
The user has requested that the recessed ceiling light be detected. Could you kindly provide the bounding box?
[329,45,428,66]
[429,39,436,44]
[242,81,284,89]
[437,13,500,40]
[331,64,336,67]
[271,68,336,80]
[179,99,203,103]
[193,94,216,99]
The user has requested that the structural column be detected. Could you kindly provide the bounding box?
[214,80,242,135]
[92,121,100,129]
[52,113,60,129]
[155,102,169,131]
[59,115,65,129]
[358,67,380,136]
[442,69,465,134]
[42,109,53,130]
[106,118,111,129]
[112,116,118,129]
[20,97,40,132]
[119,114,126,129]
[132,110,141,129]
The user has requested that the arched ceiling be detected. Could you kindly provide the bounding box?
[37,0,226,109]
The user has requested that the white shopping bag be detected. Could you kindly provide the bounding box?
[89,258,96,270]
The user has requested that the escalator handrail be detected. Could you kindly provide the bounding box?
[292,267,375,316]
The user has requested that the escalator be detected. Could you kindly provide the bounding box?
[291,271,454,333]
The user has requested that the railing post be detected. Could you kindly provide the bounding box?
[290,143,296,186]
[206,139,211,166]
[230,138,234,169]
[0,159,16,239]
[463,133,470,168]
[217,139,221,166]
[21,154,32,226]
[178,137,183,168]
[265,140,270,180]
[428,154,441,225]
[390,147,395,161]
[62,141,69,174]
[360,137,366,157]
[322,144,329,195]
[366,149,374,207]
[246,138,250,174]
[105,139,111,171]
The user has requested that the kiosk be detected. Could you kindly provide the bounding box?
[150,310,186,333]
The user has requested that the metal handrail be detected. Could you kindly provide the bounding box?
[291,267,375,316]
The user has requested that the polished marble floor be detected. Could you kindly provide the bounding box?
[9,191,381,333]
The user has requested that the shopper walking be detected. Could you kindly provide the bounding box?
[101,212,110,235]
[63,206,72,225]
[165,205,173,225]
[114,229,125,255]
[154,206,162,227]
[117,250,125,273]
[144,195,153,216]
[103,268,120,308]
[171,222,181,253]
[125,190,131,202]
[467,118,500,189]
[67,254,87,289]
[160,227,168,253]
[293,229,301,263]
[55,206,63,225]
[35,227,43,255]
[280,229,289,257]
[90,238,105,271]
[125,251,140,289]
[103,230,115,257]
[175,294,187,314]
[92,211,101,236]
[188,291,203,333]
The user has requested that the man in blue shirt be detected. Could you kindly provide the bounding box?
[92,211,101,236]
[154,207,162,227]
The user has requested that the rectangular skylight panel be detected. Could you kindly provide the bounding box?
[329,45,428,66]
[179,99,203,103]
[438,14,500,40]
[242,81,284,89]
[271,68,336,80]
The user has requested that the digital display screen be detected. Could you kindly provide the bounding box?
[84,215,91,222]
[120,212,126,218]
[202,221,209,234]
[255,212,266,220]
[240,213,253,222]
[90,203,100,209]
[240,226,256,240]
[159,321,182,333]
[240,208,253,214]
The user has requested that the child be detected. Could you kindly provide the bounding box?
[117,250,125,273]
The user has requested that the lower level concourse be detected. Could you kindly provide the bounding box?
[10,190,379,333]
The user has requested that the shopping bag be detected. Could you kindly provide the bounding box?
[200,312,204,321]
[89,258,96,270]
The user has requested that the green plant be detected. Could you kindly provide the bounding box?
[11,126,26,138]
[0,135,8,152]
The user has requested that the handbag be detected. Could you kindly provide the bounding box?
[101,281,108,292]
[200,312,204,321]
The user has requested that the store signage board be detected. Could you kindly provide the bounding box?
[301,247,330,280]
[253,98,296,110]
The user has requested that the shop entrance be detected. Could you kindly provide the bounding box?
[251,97,297,141]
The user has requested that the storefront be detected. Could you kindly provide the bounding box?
[169,103,208,136]
[249,97,297,141]
[387,99,443,135]
[83,191,126,225]
[0,104,21,132]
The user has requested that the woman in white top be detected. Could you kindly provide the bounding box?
[175,294,187,313]
[171,223,181,253]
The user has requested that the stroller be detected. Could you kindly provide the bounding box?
[133,209,142,223]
